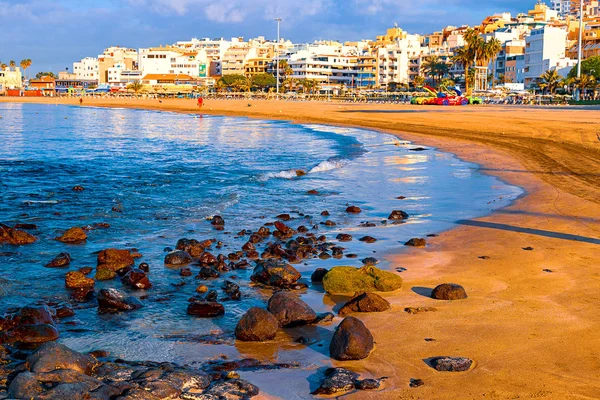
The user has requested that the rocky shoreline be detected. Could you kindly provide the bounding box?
[1,204,473,399]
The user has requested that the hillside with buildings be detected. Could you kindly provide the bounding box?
[1,1,599,95]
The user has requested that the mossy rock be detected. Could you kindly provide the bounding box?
[95,267,117,281]
[322,266,402,295]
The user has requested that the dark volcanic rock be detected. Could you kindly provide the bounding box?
[45,252,71,268]
[211,215,225,227]
[26,342,96,374]
[56,227,87,244]
[222,280,241,300]
[203,379,259,399]
[175,238,205,257]
[164,250,193,266]
[97,288,143,313]
[312,368,359,395]
[65,271,95,289]
[431,283,468,300]
[330,316,374,361]
[356,378,381,390]
[405,238,426,247]
[267,291,317,327]
[97,248,135,272]
[187,301,225,318]
[338,292,390,315]
[361,257,378,266]
[235,307,278,341]
[429,356,473,372]
[198,267,220,279]
[251,259,301,288]
[0,223,37,245]
[1,324,59,344]
[336,233,353,242]
[120,269,152,290]
[388,210,409,220]
[311,268,328,282]
[359,235,377,243]
[345,206,362,214]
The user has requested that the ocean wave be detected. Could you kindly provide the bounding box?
[308,159,349,173]
[258,169,300,181]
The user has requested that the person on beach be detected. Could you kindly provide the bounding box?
[79,98,83,106]
[197,97,204,109]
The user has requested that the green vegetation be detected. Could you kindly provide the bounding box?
[322,266,403,295]
[567,56,600,80]
[34,72,56,79]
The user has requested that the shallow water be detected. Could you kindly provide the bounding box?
[0,103,523,397]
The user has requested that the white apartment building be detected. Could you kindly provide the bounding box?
[138,47,210,78]
[377,34,424,87]
[0,66,23,91]
[524,26,573,86]
[107,62,143,87]
[73,57,99,81]
[550,0,572,16]
[286,43,360,88]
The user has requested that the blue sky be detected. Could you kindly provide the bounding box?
[0,0,535,74]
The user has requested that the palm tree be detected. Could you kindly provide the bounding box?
[0,63,7,70]
[422,56,441,85]
[126,80,144,96]
[539,69,561,94]
[413,75,425,87]
[20,59,32,80]
[575,74,597,98]
[240,76,253,92]
[9,60,16,69]
[485,38,502,81]
[215,79,227,93]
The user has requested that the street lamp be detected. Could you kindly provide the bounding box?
[275,18,282,99]
[575,0,584,101]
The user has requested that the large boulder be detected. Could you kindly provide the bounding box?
[26,342,96,374]
[267,291,317,327]
[322,266,402,295]
[203,379,259,399]
[251,259,301,288]
[187,301,225,318]
[56,227,87,244]
[235,308,279,341]
[120,269,152,290]
[45,252,71,268]
[8,369,105,400]
[388,210,409,220]
[97,288,143,313]
[431,283,468,300]
[164,250,193,266]
[338,292,390,315]
[65,271,95,289]
[175,238,205,257]
[0,223,37,245]
[312,368,359,395]
[430,356,473,372]
[96,248,135,272]
[0,324,59,344]
[329,316,374,361]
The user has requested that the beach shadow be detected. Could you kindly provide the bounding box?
[495,209,600,224]
[455,219,600,245]
[479,167,600,178]
[411,286,433,298]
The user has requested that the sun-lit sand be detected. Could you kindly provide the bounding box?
[2,97,599,399]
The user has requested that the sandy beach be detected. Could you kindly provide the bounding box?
[2,97,599,399]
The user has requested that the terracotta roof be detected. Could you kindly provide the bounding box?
[142,74,196,81]
[30,76,55,83]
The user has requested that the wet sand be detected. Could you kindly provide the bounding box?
[2,97,600,399]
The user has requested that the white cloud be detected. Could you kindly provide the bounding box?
[129,0,330,23]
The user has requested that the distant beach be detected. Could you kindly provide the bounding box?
[1,97,599,399]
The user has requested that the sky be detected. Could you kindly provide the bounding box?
[0,0,536,74]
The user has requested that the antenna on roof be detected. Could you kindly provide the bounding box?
[394,22,398,28]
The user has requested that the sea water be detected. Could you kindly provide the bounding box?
[0,103,522,397]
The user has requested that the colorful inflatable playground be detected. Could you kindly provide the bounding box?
[411,85,482,106]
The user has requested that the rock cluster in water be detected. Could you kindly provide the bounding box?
[1,198,476,396]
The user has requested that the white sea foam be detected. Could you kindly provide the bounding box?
[308,159,349,173]
[258,169,299,181]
